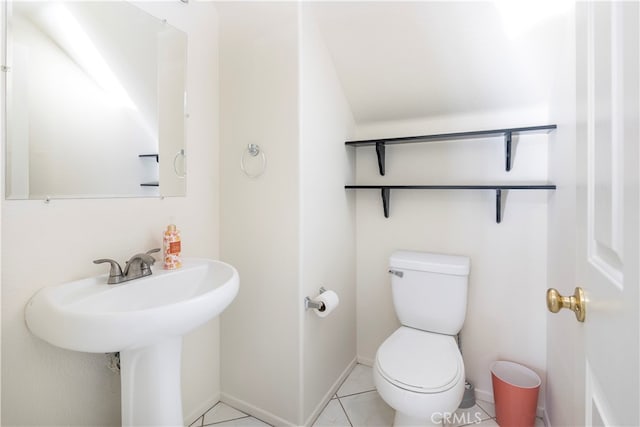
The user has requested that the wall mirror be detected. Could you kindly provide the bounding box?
[4,1,187,200]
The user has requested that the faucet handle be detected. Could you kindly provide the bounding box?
[136,254,157,266]
[123,253,156,277]
[93,259,124,284]
[146,248,161,255]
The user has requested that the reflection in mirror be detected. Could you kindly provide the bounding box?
[4,1,187,199]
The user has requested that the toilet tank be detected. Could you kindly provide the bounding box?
[389,250,470,335]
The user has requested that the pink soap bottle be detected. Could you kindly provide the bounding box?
[163,224,182,269]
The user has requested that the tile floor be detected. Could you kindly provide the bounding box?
[189,364,545,427]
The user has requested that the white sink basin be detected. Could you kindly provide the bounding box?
[25,258,239,426]
[26,258,238,353]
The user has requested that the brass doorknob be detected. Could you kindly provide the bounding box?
[546,287,586,322]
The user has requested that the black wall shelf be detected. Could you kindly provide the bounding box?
[345,124,556,175]
[345,184,556,223]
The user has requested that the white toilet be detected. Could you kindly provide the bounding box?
[373,250,471,426]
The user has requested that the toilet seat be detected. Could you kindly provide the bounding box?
[376,327,462,394]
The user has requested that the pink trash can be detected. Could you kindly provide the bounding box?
[491,361,541,427]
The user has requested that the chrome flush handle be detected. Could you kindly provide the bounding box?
[388,269,404,278]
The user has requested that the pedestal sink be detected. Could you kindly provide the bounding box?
[25,258,239,426]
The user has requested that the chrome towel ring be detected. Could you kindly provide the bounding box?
[240,143,266,178]
[173,149,186,178]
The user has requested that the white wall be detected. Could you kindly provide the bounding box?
[299,5,357,424]
[218,3,302,425]
[1,2,220,425]
[219,4,358,425]
[353,106,551,408]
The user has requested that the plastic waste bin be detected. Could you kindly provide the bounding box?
[491,361,541,427]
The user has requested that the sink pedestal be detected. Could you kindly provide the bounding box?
[120,337,183,426]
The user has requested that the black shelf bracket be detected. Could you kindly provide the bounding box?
[346,124,556,176]
[381,187,390,217]
[376,142,386,176]
[345,184,555,223]
[504,131,512,172]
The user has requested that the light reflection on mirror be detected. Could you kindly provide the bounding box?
[4,1,187,200]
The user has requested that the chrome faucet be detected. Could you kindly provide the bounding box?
[94,248,160,285]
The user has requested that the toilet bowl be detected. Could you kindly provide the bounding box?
[373,327,465,426]
[375,251,470,426]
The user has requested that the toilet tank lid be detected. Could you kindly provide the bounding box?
[390,251,470,276]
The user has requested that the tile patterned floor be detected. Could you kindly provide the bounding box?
[189,364,545,427]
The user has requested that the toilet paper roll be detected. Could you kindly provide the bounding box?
[314,290,339,318]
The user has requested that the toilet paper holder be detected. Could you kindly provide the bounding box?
[304,287,327,312]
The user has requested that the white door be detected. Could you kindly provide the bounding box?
[575,1,639,425]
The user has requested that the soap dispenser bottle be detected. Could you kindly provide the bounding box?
[163,224,182,269]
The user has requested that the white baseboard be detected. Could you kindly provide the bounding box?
[183,393,220,426]
[219,358,357,427]
[474,388,494,405]
[220,392,297,427]
[304,358,357,426]
[356,355,374,367]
